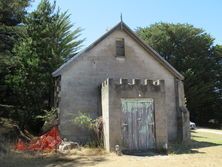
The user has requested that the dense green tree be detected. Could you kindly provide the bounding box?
[212,45,222,123]
[7,0,84,132]
[0,0,30,104]
[137,23,222,125]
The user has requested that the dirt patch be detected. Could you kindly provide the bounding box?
[1,147,222,167]
[0,148,108,167]
[1,129,222,167]
[97,146,222,167]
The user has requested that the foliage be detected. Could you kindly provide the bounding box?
[73,112,103,147]
[211,45,222,123]
[36,108,58,122]
[0,0,30,105]
[54,11,84,60]
[137,23,222,125]
[35,107,59,133]
[6,0,84,133]
[73,112,94,129]
[0,0,30,26]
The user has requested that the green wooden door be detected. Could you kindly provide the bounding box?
[121,98,155,151]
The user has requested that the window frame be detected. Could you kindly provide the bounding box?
[115,38,125,57]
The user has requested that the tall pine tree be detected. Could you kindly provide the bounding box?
[8,0,84,132]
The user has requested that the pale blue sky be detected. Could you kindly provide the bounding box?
[30,0,222,47]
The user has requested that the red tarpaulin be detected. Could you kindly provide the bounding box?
[15,127,62,151]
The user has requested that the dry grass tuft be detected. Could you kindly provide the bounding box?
[1,129,222,167]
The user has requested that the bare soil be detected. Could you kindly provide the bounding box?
[1,129,222,167]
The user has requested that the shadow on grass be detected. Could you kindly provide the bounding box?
[169,139,222,155]
[168,129,222,155]
[191,134,207,139]
[191,130,197,133]
[0,151,107,167]
[120,129,222,156]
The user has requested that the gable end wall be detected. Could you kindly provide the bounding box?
[59,29,178,142]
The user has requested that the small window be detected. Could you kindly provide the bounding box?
[116,38,125,57]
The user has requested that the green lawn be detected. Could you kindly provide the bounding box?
[192,130,222,144]
[167,129,222,154]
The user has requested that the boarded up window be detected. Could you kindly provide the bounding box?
[116,38,125,57]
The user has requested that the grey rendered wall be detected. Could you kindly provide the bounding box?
[59,29,177,142]
[178,80,190,142]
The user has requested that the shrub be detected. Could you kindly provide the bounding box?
[73,112,103,147]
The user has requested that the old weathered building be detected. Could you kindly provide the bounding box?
[52,21,190,152]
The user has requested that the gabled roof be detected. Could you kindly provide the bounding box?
[52,21,184,80]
